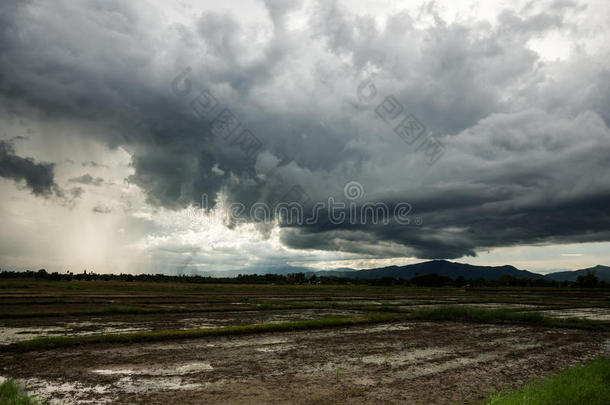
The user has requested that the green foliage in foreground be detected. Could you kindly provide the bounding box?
[408,306,608,330]
[13,313,401,351]
[0,378,43,405]
[483,357,610,405]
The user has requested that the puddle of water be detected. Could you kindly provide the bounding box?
[459,303,537,309]
[175,362,214,373]
[540,308,610,321]
[0,323,149,345]
[115,376,203,394]
[179,322,219,330]
[25,377,112,405]
[63,321,147,333]
[76,326,148,336]
[0,327,67,345]
[63,321,99,328]
[28,368,208,400]
[93,369,136,376]
[255,344,296,353]
[93,362,213,377]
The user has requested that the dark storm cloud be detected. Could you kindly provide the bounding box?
[0,0,609,259]
[0,140,57,197]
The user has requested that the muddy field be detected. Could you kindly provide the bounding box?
[1,280,609,404]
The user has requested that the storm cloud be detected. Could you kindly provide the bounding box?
[0,0,609,261]
[0,140,57,197]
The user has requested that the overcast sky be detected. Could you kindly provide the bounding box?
[1,0,609,274]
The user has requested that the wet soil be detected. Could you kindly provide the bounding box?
[1,321,607,404]
[2,282,609,404]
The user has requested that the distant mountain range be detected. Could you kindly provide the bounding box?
[545,265,610,282]
[197,260,610,282]
[327,260,546,281]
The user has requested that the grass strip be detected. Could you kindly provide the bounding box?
[407,305,609,330]
[8,306,607,352]
[0,378,45,405]
[11,313,402,352]
[482,357,610,405]
[0,303,325,319]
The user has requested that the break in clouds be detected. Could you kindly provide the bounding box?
[0,0,609,269]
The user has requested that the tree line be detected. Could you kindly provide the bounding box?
[0,268,607,288]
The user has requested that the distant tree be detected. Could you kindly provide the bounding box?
[287,273,306,284]
[498,275,518,286]
[575,270,599,288]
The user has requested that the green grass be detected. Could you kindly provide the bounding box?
[12,313,402,351]
[408,306,609,330]
[482,357,610,405]
[0,378,44,405]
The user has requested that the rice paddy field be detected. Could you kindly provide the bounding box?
[1,280,609,404]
